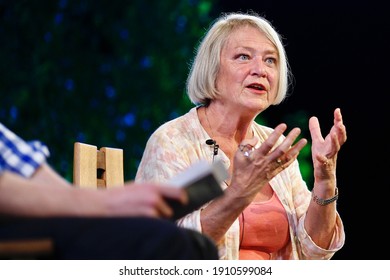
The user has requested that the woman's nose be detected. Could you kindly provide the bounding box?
[250,58,267,77]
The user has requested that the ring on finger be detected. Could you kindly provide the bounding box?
[276,158,282,165]
[238,144,255,158]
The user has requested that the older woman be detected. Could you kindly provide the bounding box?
[135,12,346,260]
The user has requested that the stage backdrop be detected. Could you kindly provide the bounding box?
[2,0,388,260]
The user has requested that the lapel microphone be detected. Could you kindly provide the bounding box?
[206,139,219,161]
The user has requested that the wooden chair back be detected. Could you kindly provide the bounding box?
[73,142,124,188]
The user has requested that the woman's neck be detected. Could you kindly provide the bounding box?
[200,104,254,144]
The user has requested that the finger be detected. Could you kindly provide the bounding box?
[156,198,174,218]
[315,154,331,166]
[271,127,303,159]
[276,138,307,169]
[334,108,342,124]
[278,127,302,151]
[287,138,308,160]
[238,136,258,149]
[334,108,347,144]
[325,131,341,159]
[159,186,188,205]
[237,136,259,159]
[309,116,324,142]
[255,123,287,155]
[136,184,186,218]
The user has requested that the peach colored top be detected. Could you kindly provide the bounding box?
[239,192,290,260]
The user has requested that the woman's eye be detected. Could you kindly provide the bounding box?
[265,57,276,64]
[238,54,250,60]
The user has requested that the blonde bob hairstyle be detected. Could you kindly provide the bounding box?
[186,12,291,106]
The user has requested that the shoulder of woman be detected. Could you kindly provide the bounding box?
[147,108,199,143]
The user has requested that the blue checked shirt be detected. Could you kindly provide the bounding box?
[0,122,49,178]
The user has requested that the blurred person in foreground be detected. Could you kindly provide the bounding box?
[0,122,218,259]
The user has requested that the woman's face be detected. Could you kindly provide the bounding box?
[215,25,279,114]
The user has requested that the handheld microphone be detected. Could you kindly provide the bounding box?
[206,139,219,157]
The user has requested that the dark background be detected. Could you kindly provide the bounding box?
[223,0,390,259]
[1,0,388,259]
[221,0,389,260]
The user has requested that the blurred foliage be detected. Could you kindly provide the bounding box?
[0,0,312,186]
